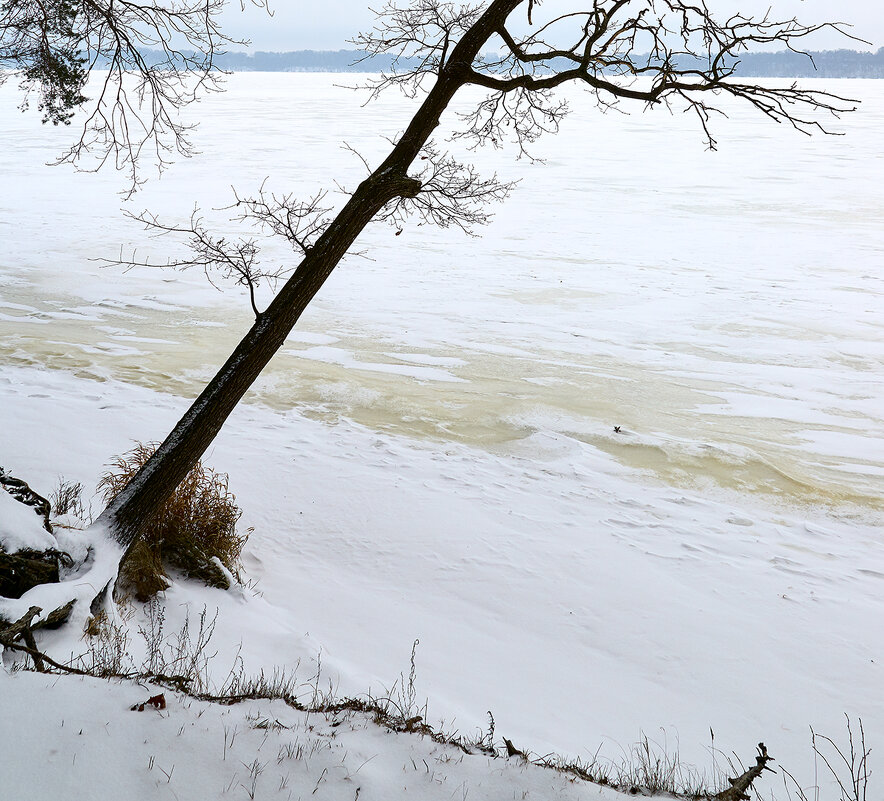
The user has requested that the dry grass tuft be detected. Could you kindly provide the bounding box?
[99,442,249,601]
[50,477,85,519]
[118,540,171,602]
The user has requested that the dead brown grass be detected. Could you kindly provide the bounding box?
[99,443,249,601]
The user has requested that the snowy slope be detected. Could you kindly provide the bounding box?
[1,670,627,801]
[1,365,881,791]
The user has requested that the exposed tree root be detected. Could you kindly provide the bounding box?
[0,467,53,532]
[0,601,76,671]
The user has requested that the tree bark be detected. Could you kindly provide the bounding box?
[96,0,522,547]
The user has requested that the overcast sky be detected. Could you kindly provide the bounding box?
[223,1,882,52]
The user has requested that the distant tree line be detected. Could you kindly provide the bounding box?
[216,49,394,72]
[132,47,884,78]
[721,48,884,78]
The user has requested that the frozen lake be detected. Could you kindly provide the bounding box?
[1,74,883,778]
[1,74,881,517]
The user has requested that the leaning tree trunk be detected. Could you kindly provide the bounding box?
[96,0,522,549]
[96,168,420,546]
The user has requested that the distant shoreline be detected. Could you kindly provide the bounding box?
[203,48,884,78]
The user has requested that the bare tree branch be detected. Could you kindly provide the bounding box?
[355,0,861,153]
[380,140,515,232]
[232,183,334,257]
[352,0,484,98]
[103,182,334,317]
[454,84,569,157]
[1,0,271,194]
[108,210,262,319]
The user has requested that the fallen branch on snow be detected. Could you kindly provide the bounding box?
[714,742,775,800]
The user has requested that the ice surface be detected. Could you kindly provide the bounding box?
[0,73,882,794]
[1,75,881,509]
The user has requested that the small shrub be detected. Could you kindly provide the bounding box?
[50,477,85,519]
[782,716,871,801]
[99,442,249,601]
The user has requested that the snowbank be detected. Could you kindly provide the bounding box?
[0,486,56,554]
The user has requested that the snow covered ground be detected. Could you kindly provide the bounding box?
[1,74,882,798]
[2,669,636,801]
